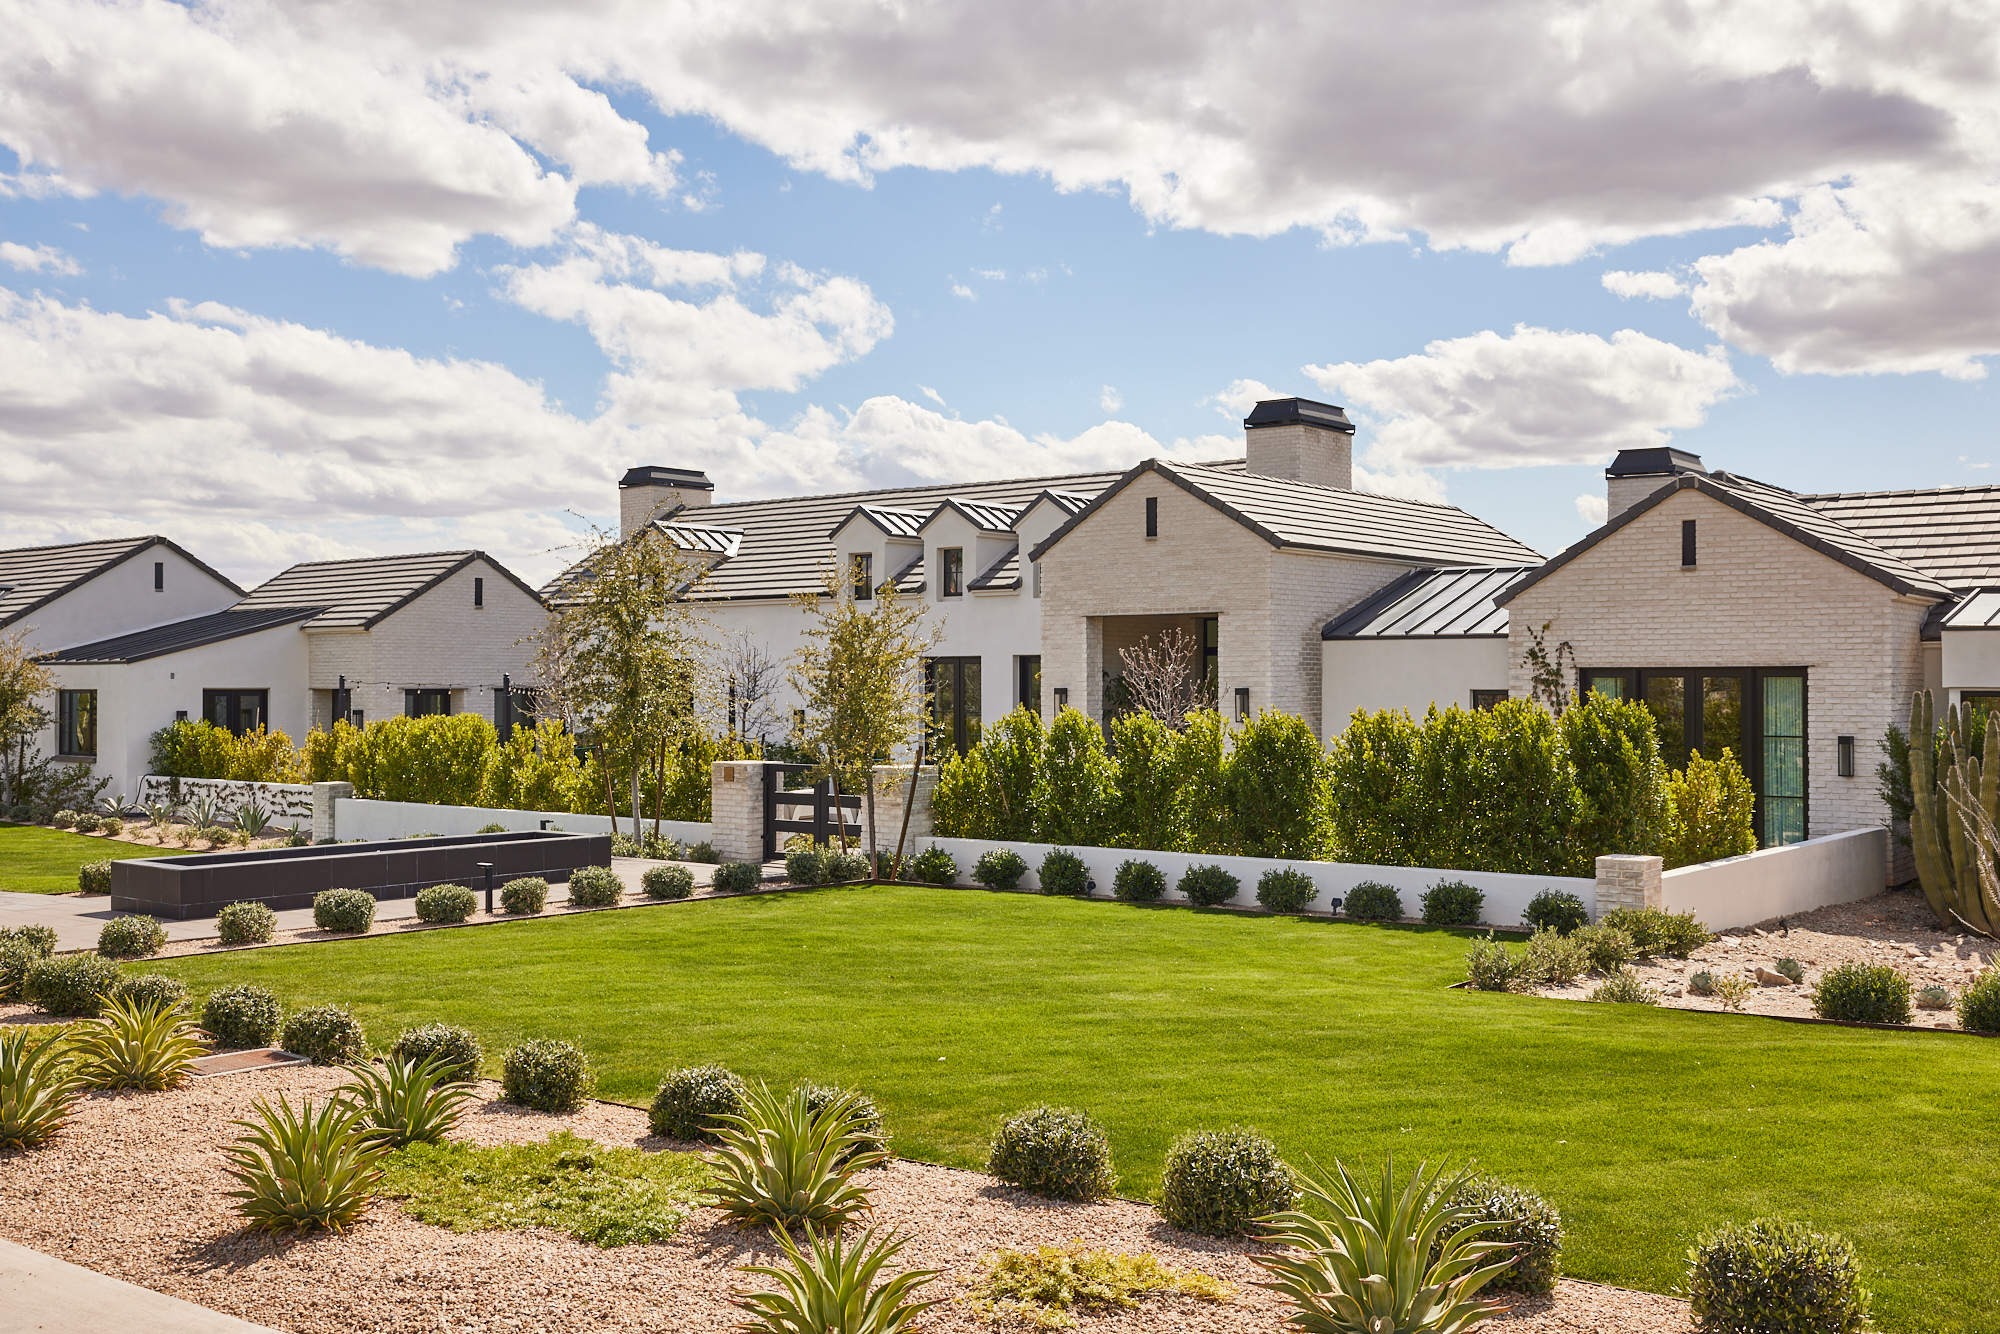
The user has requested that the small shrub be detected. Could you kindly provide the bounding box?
[1523,927,1591,987]
[712,861,761,893]
[77,859,113,894]
[1113,859,1166,903]
[72,812,101,834]
[1687,1218,1871,1334]
[567,865,624,907]
[204,983,283,1048]
[649,1064,747,1142]
[0,944,37,1002]
[313,888,376,933]
[1688,970,1716,996]
[1773,957,1805,984]
[1590,968,1658,1005]
[1521,889,1589,935]
[910,846,958,885]
[0,924,57,958]
[1464,934,1522,992]
[112,972,188,1014]
[1712,973,1755,1011]
[973,848,1029,890]
[822,850,869,882]
[642,864,695,900]
[1812,963,1913,1025]
[1600,906,1710,958]
[1421,879,1484,926]
[1343,881,1404,921]
[783,845,825,885]
[1037,848,1089,897]
[1159,1126,1297,1236]
[684,841,719,863]
[1917,984,1954,1011]
[476,822,508,834]
[216,900,276,945]
[967,1241,1230,1326]
[610,833,643,858]
[414,883,477,923]
[51,809,78,829]
[503,1038,594,1112]
[1432,1176,1563,1295]
[283,1003,369,1065]
[1179,863,1240,908]
[198,825,233,846]
[97,914,167,960]
[391,1023,484,1082]
[1256,867,1317,914]
[499,876,549,915]
[794,1081,888,1162]
[1572,922,1636,973]
[24,954,123,1017]
[987,1105,1116,1202]
[99,817,123,838]
[1956,971,2000,1032]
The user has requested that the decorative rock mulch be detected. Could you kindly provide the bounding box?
[0,1066,1694,1332]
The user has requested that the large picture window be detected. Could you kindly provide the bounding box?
[925,656,981,756]
[203,689,268,737]
[57,689,97,757]
[405,689,452,718]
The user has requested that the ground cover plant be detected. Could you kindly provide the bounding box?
[966,1242,1232,1326]
[133,884,2000,1332]
[0,824,187,894]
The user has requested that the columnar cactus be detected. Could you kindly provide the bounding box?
[1909,690,2000,937]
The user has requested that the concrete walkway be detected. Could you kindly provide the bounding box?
[0,1236,283,1334]
[0,858,729,952]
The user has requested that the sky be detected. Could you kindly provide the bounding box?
[3,0,1999,588]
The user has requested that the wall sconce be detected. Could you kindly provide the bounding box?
[1234,687,1250,722]
[1053,687,1069,711]
[1837,734,1856,778]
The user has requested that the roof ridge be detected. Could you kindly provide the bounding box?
[700,466,1131,512]
[0,535,157,558]
[263,549,481,571]
[1799,482,2000,501]
[1177,461,1472,512]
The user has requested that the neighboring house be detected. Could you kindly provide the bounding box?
[0,536,242,653]
[36,550,546,795]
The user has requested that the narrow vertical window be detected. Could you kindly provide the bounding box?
[58,690,97,757]
[941,548,964,597]
[1032,561,1042,598]
[1762,675,1806,846]
[851,552,873,600]
[153,560,164,590]
[474,576,484,607]
[1145,496,1158,538]
[1681,519,1697,566]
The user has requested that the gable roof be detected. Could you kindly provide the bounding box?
[1797,484,2000,591]
[40,605,324,664]
[922,498,1024,535]
[1029,460,1542,567]
[1322,566,1534,640]
[0,536,243,630]
[235,550,545,629]
[1496,472,1953,607]
[827,504,931,542]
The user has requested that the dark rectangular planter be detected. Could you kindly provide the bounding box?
[108,830,613,920]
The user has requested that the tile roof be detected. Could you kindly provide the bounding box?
[1795,484,2000,591]
[1321,566,1535,639]
[40,606,324,663]
[0,536,242,629]
[968,545,1022,592]
[236,550,543,629]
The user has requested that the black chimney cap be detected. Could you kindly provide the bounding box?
[619,466,714,491]
[1605,447,1706,478]
[1243,398,1355,434]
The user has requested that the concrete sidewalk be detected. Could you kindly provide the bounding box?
[0,1236,284,1334]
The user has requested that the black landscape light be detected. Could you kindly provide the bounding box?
[478,861,495,914]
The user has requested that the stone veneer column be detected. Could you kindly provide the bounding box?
[709,760,773,863]
[311,782,352,844]
[864,763,937,859]
[1594,854,1663,917]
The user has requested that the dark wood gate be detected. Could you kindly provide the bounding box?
[764,764,862,859]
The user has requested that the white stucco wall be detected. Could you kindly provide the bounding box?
[1661,827,1887,929]
[1940,628,2000,699]
[12,542,240,655]
[333,796,709,844]
[1322,637,1512,734]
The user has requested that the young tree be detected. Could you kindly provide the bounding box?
[1118,628,1206,730]
[787,566,938,862]
[0,627,54,811]
[716,630,785,749]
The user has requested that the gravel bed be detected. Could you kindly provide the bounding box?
[0,1067,1692,1332]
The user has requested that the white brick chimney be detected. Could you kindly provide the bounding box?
[1604,448,1706,524]
[619,466,714,537]
[1243,398,1355,490]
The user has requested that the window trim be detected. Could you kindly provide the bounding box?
[939,548,964,598]
[57,689,97,758]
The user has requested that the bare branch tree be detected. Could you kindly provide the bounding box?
[1119,628,1205,731]
[715,631,785,749]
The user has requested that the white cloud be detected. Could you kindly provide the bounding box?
[1602,270,1686,300]
[974,268,1005,281]
[1307,325,1742,471]
[1208,378,1278,415]
[1099,385,1122,412]
[950,280,977,300]
[1575,493,1608,525]
[919,385,946,406]
[0,241,79,275]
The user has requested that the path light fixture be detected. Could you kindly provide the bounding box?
[478,862,495,915]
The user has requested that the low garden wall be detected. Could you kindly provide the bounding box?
[138,775,314,820]
[1659,826,1886,931]
[328,795,710,847]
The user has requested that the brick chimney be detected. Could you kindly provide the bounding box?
[1605,448,1706,523]
[1243,398,1355,489]
[619,466,714,537]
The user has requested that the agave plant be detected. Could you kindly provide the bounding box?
[0,1029,80,1151]
[221,1095,386,1232]
[183,791,222,831]
[710,1081,888,1230]
[1255,1157,1514,1334]
[73,995,207,1091]
[734,1226,940,1334]
[338,1054,476,1148]
[144,799,179,833]
[233,795,271,840]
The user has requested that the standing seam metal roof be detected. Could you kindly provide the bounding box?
[39,606,326,663]
[1321,566,1535,639]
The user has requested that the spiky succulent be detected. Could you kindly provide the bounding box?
[73,995,206,1091]
[221,1095,386,1232]
[708,1081,887,1230]
[734,1226,940,1334]
[0,1029,80,1151]
[338,1054,476,1148]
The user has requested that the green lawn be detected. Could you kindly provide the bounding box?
[139,885,1997,1332]
[0,823,184,893]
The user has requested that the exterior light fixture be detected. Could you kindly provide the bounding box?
[1053,687,1069,711]
[1234,687,1250,721]
[1837,734,1856,778]
[478,862,495,914]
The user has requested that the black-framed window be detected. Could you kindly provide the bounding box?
[926,656,982,755]
[474,576,484,607]
[203,689,268,737]
[1471,689,1507,711]
[405,688,452,718]
[851,552,873,600]
[1201,617,1219,706]
[1018,656,1042,713]
[1145,496,1158,538]
[939,549,964,598]
[57,690,97,757]
[153,560,163,590]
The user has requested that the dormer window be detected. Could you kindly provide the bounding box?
[851,552,873,600]
[941,548,964,597]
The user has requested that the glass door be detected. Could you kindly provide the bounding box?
[925,657,982,755]
[1761,675,1806,845]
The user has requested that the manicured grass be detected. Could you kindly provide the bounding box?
[0,823,185,893]
[140,885,1999,1332]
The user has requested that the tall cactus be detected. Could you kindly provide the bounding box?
[1908,690,2000,936]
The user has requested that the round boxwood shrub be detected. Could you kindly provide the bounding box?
[796,1080,889,1162]
[649,1064,748,1142]
[51,809,79,829]
[216,900,277,945]
[113,972,189,1014]
[973,848,1029,890]
[642,864,695,900]
[72,812,101,834]
[0,924,57,957]
[783,845,825,885]
[0,943,39,1002]
[566,865,624,907]
[1955,970,2000,1032]
[1256,867,1317,914]
[1421,879,1484,926]
[203,983,283,1048]
[910,846,959,886]
[1812,962,1913,1025]
[1432,1176,1564,1294]
[99,817,123,838]
[822,850,869,882]
[414,883,477,923]
[504,1038,594,1112]
[391,1022,484,1082]
[1687,1217,1871,1334]
[97,914,167,960]
[1037,848,1089,897]
[1113,859,1165,903]
[1178,863,1240,908]
[282,1003,369,1065]
[1522,888,1589,935]
[1343,881,1404,921]
[1159,1126,1298,1236]
[313,888,377,933]
[711,861,761,893]
[476,822,508,834]
[24,953,123,1017]
[499,876,549,915]
[77,859,113,895]
[986,1105,1116,1202]
[198,825,233,846]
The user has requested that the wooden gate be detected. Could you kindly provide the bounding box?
[764,764,862,859]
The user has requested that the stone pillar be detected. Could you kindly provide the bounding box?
[1595,854,1663,917]
[865,763,936,859]
[710,760,773,863]
[311,782,353,844]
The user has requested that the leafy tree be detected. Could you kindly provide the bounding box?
[1662,748,1757,868]
[1172,709,1232,855]
[1225,709,1334,859]
[979,706,1043,842]
[0,627,53,811]
[1107,709,1184,851]
[1561,692,1669,868]
[1032,707,1117,847]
